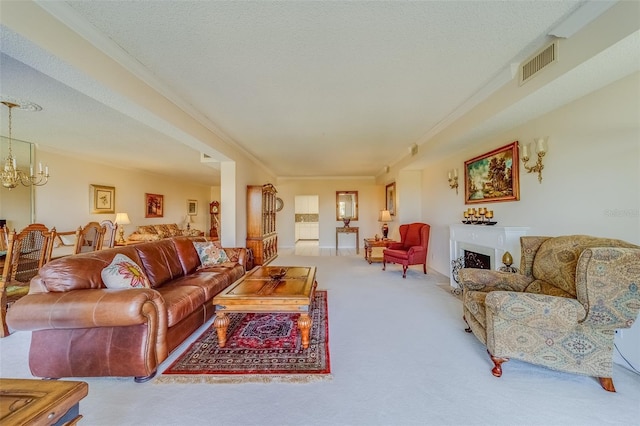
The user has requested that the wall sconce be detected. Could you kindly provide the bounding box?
[448,169,459,194]
[521,137,548,183]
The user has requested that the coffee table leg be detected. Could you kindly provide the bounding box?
[213,312,230,347]
[298,313,312,349]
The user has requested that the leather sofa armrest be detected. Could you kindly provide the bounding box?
[459,268,532,293]
[576,247,640,328]
[7,288,166,332]
[486,291,585,331]
[222,247,247,268]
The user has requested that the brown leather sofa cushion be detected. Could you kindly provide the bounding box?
[38,247,143,292]
[156,285,206,327]
[135,239,185,288]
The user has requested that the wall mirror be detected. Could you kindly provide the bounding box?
[336,191,358,221]
[0,136,35,230]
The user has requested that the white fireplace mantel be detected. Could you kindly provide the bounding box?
[449,224,529,290]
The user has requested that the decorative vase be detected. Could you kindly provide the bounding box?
[342,218,351,227]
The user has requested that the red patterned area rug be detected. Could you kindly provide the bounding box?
[155,291,330,384]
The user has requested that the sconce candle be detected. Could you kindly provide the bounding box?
[447,169,459,194]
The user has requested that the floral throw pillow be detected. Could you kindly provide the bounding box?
[193,241,230,267]
[101,254,151,289]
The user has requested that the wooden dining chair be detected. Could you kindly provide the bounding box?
[75,221,106,253]
[0,225,8,252]
[1,223,55,337]
[100,220,117,249]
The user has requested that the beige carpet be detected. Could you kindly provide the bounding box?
[1,253,639,425]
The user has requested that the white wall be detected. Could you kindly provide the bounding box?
[413,73,640,371]
[33,151,212,237]
[275,178,383,249]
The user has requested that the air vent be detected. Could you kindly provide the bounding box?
[520,41,558,85]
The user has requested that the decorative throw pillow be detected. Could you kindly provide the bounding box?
[167,223,181,236]
[137,225,158,235]
[153,224,171,237]
[193,241,230,267]
[101,253,151,289]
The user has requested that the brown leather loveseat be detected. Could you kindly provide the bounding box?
[7,236,247,382]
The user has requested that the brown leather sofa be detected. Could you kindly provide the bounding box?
[7,236,247,382]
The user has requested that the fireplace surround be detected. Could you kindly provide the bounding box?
[449,224,529,291]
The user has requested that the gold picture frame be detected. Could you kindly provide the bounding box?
[145,193,164,218]
[187,199,198,216]
[90,184,115,214]
[464,141,520,204]
[385,182,396,215]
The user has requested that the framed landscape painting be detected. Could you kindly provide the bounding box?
[90,184,115,214]
[464,141,520,204]
[145,193,164,218]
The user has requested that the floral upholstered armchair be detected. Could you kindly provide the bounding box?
[459,235,640,392]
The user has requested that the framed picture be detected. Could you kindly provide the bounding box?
[464,141,520,204]
[385,182,396,216]
[90,184,115,214]
[187,199,198,216]
[145,193,164,218]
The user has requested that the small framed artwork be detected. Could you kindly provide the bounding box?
[145,193,164,218]
[187,199,198,216]
[464,141,520,204]
[90,184,115,214]
[385,182,396,216]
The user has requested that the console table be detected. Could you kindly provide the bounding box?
[336,227,359,255]
[363,238,396,263]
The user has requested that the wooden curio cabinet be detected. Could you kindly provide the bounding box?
[246,183,278,265]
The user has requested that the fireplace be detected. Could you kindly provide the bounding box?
[449,224,529,292]
[464,249,491,270]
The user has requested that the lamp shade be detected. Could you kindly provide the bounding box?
[114,212,131,225]
[379,210,391,222]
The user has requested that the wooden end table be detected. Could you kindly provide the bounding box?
[0,378,88,425]
[213,266,317,349]
[364,238,396,264]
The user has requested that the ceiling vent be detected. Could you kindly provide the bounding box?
[520,41,558,85]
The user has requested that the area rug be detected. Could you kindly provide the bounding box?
[155,290,330,384]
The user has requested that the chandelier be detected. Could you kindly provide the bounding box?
[1,99,49,189]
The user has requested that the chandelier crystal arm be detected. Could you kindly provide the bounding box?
[1,100,49,189]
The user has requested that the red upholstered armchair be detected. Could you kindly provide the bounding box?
[382,223,430,278]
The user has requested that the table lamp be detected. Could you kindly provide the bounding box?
[114,212,131,244]
[379,210,391,239]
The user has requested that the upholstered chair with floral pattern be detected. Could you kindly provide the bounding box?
[459,235,640,392]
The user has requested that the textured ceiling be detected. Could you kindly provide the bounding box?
[1,1,635,184]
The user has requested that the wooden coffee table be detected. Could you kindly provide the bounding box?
[0,378,88,425]
[213,266,317,349]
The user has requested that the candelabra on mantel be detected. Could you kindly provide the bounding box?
[462,207,496,225]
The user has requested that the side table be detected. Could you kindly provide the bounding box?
[364,238,396,264]
[0,378,88,425]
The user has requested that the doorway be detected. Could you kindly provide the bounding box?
[294,195,319,252]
